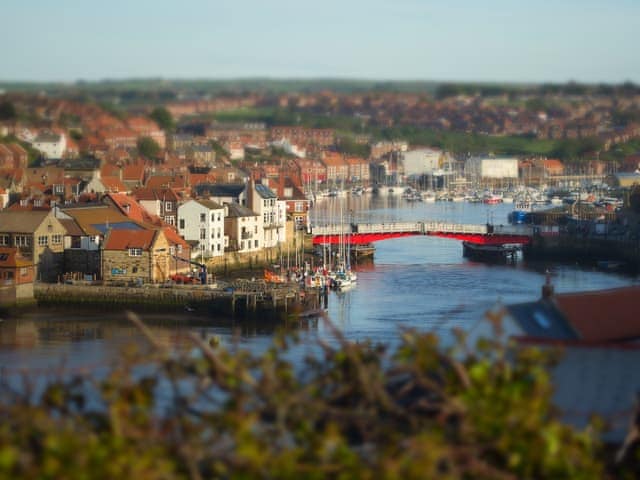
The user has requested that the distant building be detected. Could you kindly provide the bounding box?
[32,132,67,159]
[401,148,445,177]
[465,156,519,180]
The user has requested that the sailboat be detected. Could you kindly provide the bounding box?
[329,204,357,291]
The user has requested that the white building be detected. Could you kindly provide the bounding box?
[32,132,67,159]
[246,181,286,248]
[402,148,446,177]
[465,156,519,179]
[224,202,261,253]
[177,199,225,258]
[270,138,306,158]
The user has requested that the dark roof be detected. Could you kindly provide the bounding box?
[194,183,245,198]
[194,199,223,210]
[225,202,257,218]
[506,300,579,341]
[255,183,277,199]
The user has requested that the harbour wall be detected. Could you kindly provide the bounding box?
[34,282,322,320]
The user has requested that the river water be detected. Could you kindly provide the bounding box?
[1,195,637,374]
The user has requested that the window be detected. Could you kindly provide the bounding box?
[165,216,174,225]
[169,246,175,255]
[254,240,258,248]
[52,234,62,245]
[211,213,216,222]
[129,248,142,257]
[0,235,8,246]
[177,245,182,253]
[14,236,30,247]
[179,219,185,229]
[200,213,206,222]
[240,241,244,250]
[20,267,28,277]
[217,244,221,251]
[217,228,221,238]
[200,228,206,240]
[38,236,48,247]
[165,202,172,212]
[217,213,221,222]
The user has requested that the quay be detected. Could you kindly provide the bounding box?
[34,281,325,320]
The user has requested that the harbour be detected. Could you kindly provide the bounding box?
[1,197,637,373]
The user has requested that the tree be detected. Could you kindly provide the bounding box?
[0,101,17,121]
[149,107,174,131]
[137,136,161,160]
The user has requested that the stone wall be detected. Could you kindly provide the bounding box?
[64,250,101,278]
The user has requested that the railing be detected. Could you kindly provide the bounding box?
[312,221,535,237]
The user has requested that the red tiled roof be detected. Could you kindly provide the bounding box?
[104,229,157,250]
[162,226,189,249]
[556,286,640,342]
[101,177,128,193]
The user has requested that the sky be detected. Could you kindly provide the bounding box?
[1,0,639,84]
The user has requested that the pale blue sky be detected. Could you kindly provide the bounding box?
[1,0,638,83]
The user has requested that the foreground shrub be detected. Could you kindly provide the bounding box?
[0,312,633,479]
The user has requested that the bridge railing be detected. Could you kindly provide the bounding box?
[312,221,535,237]
[422,222,488,235]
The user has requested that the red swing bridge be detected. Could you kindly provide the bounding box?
[311,221,534,246]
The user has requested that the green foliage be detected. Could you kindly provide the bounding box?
[0,101,17,121]
[336,135,371,158]
[149,106,175,131]
[0,313,629,479]
[136,136,161,160]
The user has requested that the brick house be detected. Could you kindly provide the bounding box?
[102,229,171,283]
[0,246,35,305]
[321,152,349,183]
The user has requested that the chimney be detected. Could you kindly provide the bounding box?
[541,270,554,299]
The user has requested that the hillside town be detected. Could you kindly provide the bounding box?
[1,85,640,297]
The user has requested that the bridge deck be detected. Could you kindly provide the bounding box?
[311,221,535,245]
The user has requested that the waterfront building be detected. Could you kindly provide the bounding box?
[223,202,261,253]
[177,199,225,258]
[465,156,519,181]
[0,246,34,306]
[321,152,349,184]
[401,148,445,177]
[246,180,286,248]
[0,210,66,282]
[102,229,171,283]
